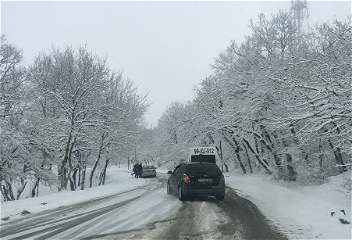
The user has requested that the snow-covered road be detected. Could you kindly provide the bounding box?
[1,170,286,240]
[1,167,351,239]
[1,175,179,239]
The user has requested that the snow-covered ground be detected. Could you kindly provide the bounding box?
[225,170,351,240]
[1,167,351,239]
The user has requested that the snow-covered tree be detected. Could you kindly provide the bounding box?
[0,35,28,200]
[90,72,149,188]
[152,12,351,184]
[0,36,52,200]
[29,46,110,190]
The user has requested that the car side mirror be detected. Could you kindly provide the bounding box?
[167,171,173,174]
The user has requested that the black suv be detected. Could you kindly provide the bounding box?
[167,162,225,201]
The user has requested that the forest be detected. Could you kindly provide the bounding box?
[1,10,351,201]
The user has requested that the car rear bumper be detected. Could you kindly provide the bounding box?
[140,172,157,177]
[182,185,225,196]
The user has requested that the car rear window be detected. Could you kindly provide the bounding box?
[185,164,221,175]
[190,155,216,163]
[143,166,154,169]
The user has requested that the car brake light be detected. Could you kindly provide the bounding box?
[152,170,155,172]
[182,174,190,183]
[220,174,225,183]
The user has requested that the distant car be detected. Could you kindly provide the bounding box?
[167,162,225,201]
[140,165,157,178]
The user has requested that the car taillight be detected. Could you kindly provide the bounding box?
[152,170,155,172]
[220,174,225,183]
[182,174,190,183]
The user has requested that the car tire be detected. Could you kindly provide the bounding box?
[167,182,171,195]
[216,194,225,201]
[178,186,186,201]
[188,195,197,201]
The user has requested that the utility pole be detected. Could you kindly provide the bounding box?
[128,156,130,170]
[135,148,137,163]
[290,0,309,37]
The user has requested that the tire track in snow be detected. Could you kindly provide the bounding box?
[1,174,288,240]
[0,180,161,239]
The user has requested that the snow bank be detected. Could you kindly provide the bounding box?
[0,167,145,221]
[225,170,351,239]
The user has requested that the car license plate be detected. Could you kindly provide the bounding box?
[198,178,212,183]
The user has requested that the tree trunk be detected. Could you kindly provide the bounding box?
[328,138,347,173]
[243,144,253,174]
[290,124,309,165]
[260,126,282,167]
[286,154,296,181]
[90,144,103,188]
[64,140,75,191]
[222,133,246,173]
[242,138,273,174]
[16,179,27,200]
[78,165,81,187]
[217,140,224,166]
[232,138,247,174]
[99,158,110,186]
[1,181,15,202]
[60,131,72,190]
[103,158,110,185]
[81,164,86,190]
[281,135,296,181]
[6,181,15,201]
[90,133,108,188]
[224,164,228,172]
[31,178,40,198]
[254,135,269,166]
[72,164,79,188]
[1,184,10,201]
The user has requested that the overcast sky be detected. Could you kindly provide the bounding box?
[1,1,350,127]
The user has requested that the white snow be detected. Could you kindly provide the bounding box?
[225,171,351,239]
[1,166,351,239]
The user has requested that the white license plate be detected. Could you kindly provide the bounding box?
[198,178,212,183]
